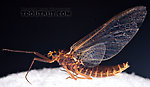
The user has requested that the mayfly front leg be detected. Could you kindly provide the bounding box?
[26,57,52,84]
[2,49,56,84]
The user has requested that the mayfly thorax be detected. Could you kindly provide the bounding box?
[2,6,147,84]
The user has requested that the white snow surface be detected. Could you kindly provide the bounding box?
[0,67,150,87]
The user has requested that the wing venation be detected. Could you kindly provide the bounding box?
[70,6,147,67]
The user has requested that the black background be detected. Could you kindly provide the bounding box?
[1,0,150,79]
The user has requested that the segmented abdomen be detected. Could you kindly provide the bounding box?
[77,62,129,77]
[57,54,129,78]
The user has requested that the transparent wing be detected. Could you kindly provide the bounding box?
[70,6,147,67]
[80,43,106,67]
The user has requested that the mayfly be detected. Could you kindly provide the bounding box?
[2,6,147,84]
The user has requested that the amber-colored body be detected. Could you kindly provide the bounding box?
[53,51,129,79]
[2,49,129,81]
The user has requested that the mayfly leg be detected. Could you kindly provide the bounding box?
[26,57,51,84]
[2,49,50,60]
[2,49,53,84]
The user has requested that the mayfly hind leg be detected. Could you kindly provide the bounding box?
[60,69,79,79]
[66,73,78,79]
[74,65,92,79]
[63,65,77,80]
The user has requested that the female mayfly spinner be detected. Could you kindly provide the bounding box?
[3,6,147,84]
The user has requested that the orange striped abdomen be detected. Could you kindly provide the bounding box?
[77,62,129,78]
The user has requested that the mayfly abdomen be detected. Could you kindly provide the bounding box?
[77,62,129,77]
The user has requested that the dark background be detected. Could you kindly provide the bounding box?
[1,0,150,79]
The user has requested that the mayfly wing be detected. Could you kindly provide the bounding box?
[70,6,147,67]
[79,43,106,67]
